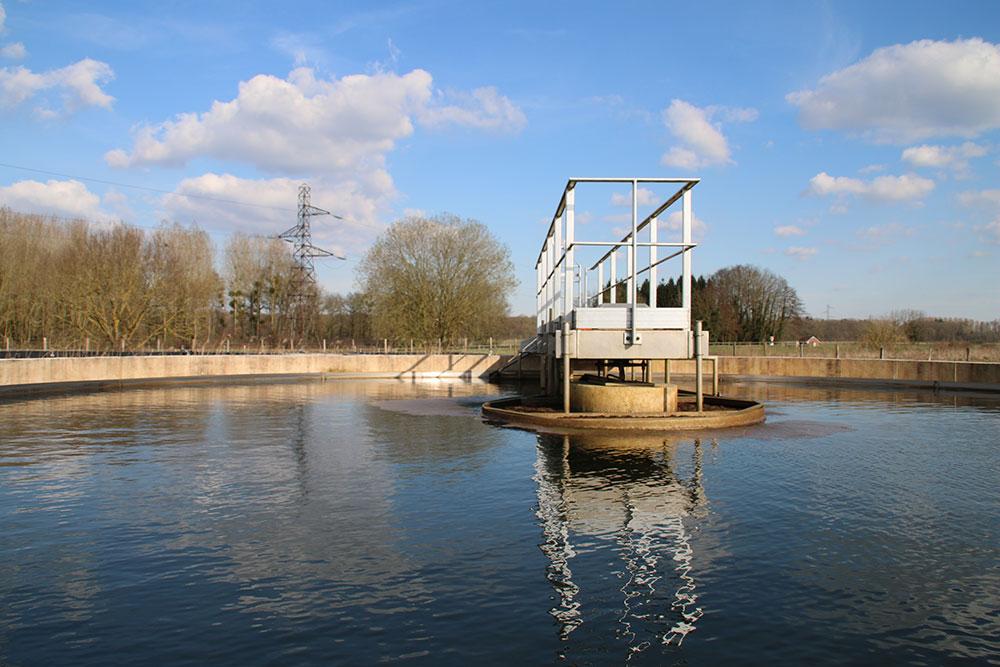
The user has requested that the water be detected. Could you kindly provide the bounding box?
[1,378,998,665]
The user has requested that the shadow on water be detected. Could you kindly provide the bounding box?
[533,431,715,663]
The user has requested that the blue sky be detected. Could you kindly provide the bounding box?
[1,0,998,320]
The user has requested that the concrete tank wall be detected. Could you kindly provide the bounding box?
[0,353,508,395]
[665,356,1000,390]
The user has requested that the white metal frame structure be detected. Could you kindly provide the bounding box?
[535,177,703,363]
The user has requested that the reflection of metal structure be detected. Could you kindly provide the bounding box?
[534,433,709,653]
[278,184,344,335]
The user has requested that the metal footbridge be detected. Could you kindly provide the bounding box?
[531,177,709,410]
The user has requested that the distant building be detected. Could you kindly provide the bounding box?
[798,335,821,347]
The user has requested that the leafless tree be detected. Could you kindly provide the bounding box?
[702,265,804,341]
[356,214,517,343]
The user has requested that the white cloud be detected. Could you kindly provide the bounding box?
[902,141,988,172]
[774,225,806,237]
[2,42,25,59]
[0,3,5,32]
[664,209,708,237]
[157,173,386,257]
[106,67,524,183]
[102,189,133,219]
[957,188,1000,213]
[859,164,886,174]
[856,222,916,244]
[417,86,526,132]
[784,246,818,260]
[787,38,1000,143]
[0,179,110,220]
[604,209,708,238]
[974,220,1000,246]
[610,187,657,207]
[0,58,114,114]
[660,99,755,169]
[806,172,935,205]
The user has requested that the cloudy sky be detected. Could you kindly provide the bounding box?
[1,1,998,320]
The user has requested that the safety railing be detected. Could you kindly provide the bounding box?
[535,178,699,342]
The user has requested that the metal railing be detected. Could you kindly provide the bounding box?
[535,178,699,342]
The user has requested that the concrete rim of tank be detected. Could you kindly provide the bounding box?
[481,393,765,432]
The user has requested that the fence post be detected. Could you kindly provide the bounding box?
[322,339,326,352]
[966,347,971,362]
[384,339,388,354]
[43,337,47,351]
[489,337,493,355]
[880,347,885,360]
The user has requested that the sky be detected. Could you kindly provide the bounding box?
[1,0,998,321]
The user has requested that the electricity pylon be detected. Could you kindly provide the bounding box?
[278,184,344,340]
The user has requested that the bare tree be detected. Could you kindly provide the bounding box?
[224,231,297,341]
[356,214,517,343]
[151,222,223,347]
[702,265,804,341]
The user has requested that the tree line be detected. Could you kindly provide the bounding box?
[0,208,327,350]
[0,208,523,351]
[4,206,993,350]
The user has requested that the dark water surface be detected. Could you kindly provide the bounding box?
[1,379,998,665]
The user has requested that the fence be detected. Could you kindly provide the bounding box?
[4,337,997,363]
[710,341,1000,363]
[0,336,525,359]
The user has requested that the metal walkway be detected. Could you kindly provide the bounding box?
[533,177,709,407]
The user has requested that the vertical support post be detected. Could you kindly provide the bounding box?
[322,338,326,352]
[610,251,617,304]
[712,357,719,396]
[562,322,571,414]
[546,236,555,328]
[564,185,574,318]
[649,214,658,308]
[664,359,670,384]
[682,188,693,315]
[630,179,638,345]
[597,262,604,305]
[540,354,547,394]
[554,208,564,319]
[694,320,703,413]
[536,251,544,333]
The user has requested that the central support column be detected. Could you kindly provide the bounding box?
[563,322,571,414]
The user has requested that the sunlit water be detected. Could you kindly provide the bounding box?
[1,378,998,665]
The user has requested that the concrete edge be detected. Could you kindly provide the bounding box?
[677,373,1000,395]
[0,370,495,400]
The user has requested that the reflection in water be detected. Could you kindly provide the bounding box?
[2,378,998,664]
[534,432,712,656]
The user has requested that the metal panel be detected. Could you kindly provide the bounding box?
[574,306,688,330]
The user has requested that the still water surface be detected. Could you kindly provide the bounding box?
[1,379,998,665]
